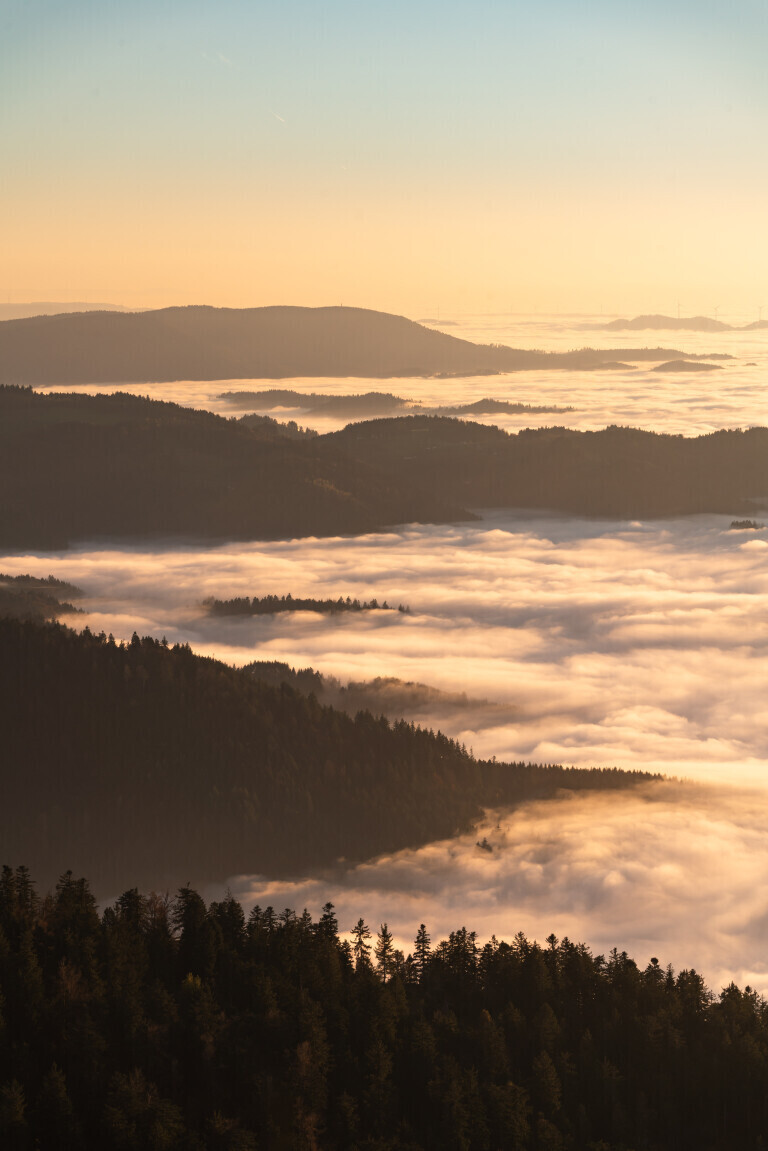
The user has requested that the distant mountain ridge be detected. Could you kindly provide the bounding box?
[595,313,768,332]
[0,301,135,321]
[0,304,730,383]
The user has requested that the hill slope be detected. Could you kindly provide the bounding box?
[0,388,467,549]
[0,617,649,895]
[0,304,726,383]
[3,390,768,549]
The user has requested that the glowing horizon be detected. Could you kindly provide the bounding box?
[3,0,767,316]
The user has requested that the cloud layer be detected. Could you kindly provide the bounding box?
[36,315,768,437]
[220,781,768,995]
[13,323,768,993]
[5,511,767,784]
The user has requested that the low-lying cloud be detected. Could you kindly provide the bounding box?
[220,780,768,995]
[35,315,768,436]
[19,315,768,995]
[4,511,768,784]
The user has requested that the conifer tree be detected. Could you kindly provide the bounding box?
[413,923,431,981]
[318,902,339,941]
[374,923,395,982]
[351,918,372,971]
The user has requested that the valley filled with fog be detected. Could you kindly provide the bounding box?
[36,312,768,436]
[14,314,768,988]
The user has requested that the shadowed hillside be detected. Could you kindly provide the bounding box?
[0,387,467,549]
[0,304,730,383]
[322,416,768,519]
[0,617,651,895]
[3,390,768,549]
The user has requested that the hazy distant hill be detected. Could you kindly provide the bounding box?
[0,301,134,321]
[221,387,411,417]
[652,360,722,373]
[220,388,572,418]
[0,617,650,893]
[0,304,728,383]
[597,313,768,332]
[3,389,768,549]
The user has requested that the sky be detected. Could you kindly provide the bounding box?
[3,0,767,315]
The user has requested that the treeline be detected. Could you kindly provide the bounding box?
[323,417,768,520]
[0,617,651,896]
[205,594,410,616]
[236,413,318,439]
[2,864,768,1150]
[0,573,82,621]
[3,389,768,550]
[222,389,410,417]
[430,399,574,417]
[222,389,572,421]
[243,662,511,729]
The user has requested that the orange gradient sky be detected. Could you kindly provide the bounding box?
[3,0,767,316]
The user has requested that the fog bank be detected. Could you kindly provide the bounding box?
[3,512,767,784]
[221,780,768,995]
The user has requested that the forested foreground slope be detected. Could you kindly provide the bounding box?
[1,866,767,1151]
[2,388,768,548]
[0,618,650,895]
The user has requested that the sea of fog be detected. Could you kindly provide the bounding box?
[36,311,768,437]
[19,313,768,990]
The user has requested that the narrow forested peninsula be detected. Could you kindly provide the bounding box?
[0,617,650,895]
[1,865,765,1151]
[205,594,409,616]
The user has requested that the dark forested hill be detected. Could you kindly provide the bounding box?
[0,618,650,895]
[3,390,768,549]
[323,417,768,519]
[0,304,727,383]
[0,388,467,548]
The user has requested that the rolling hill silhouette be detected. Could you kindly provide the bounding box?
[0,304,728,383]
[2,389,768,549]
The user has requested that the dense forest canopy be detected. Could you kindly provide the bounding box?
[0,617,652,896]
[0,304,729,383]
[1,388,768,549]
[1,864,767,1150]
